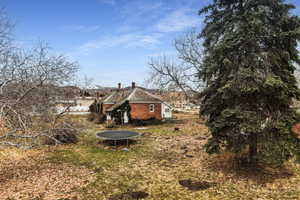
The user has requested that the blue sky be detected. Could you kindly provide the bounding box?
[2,0,300,87]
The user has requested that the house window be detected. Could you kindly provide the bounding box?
[149,104,155,112]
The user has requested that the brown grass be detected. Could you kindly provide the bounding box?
[0,113,300,200]
[0,149,95,200]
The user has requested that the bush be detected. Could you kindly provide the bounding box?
[105,120,117,128]
[87,113,95,121]
[131,118,162,126]
[131,119,146,126]
[94,113,106,124]
[42,128,78,145]
[87,113,106,124]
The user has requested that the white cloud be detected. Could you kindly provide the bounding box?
[114,0,204,35]
[66,0,204,58]
[147,51,177,58]
[117,1,165,33]
[62,25,101,33]
[77,33,162,54]
[155,9,201,33]
[120,1,163,17]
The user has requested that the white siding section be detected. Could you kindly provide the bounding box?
[161,102,172,119]
[124,111,129,123]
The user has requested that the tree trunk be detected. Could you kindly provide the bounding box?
[249,133,258,166]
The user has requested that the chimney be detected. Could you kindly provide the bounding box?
[118,83,121,90]
[132,82,136,89]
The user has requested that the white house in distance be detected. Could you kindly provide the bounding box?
[55,97,95,114]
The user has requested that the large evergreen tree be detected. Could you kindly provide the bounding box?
[199,0,300,165]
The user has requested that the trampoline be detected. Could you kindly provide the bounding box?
[96,130,141,147]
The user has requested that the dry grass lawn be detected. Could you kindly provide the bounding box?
[1,113,300,200]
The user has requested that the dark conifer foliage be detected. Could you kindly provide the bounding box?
[199,0,300,165]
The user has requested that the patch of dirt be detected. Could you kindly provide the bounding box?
[179,179,215,191]
[194,135,207,140]
[155,135,206,157]
[0,149,95,200]
[109,191,149,200]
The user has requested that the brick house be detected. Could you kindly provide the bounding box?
[100,82,172,124]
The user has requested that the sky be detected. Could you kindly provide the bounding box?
[2,0,300,87]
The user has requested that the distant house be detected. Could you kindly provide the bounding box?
[100,82,172,124]
[56,97,97,114]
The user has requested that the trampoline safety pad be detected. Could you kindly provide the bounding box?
[96,131,140,140]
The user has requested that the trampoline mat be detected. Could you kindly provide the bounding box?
[96,131,140,140]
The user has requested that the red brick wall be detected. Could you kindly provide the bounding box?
[102,104,114,114]
[130,103,162,120]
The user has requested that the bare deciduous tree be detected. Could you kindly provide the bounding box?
[148,29,204,101]
[0,11,79,148]
[81,74,94,90]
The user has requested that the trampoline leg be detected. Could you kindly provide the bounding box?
[126,139,128,147]
[114,140,117,149]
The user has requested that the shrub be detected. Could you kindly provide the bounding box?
[93,113,106,124]
[105,120,117,128]
[87,113,95,121]
[87,113,106,124]
[42,128,78,145]
[131,118,162,126]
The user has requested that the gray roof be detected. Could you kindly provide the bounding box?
[102,87,163,112]
[102,89,132,104]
